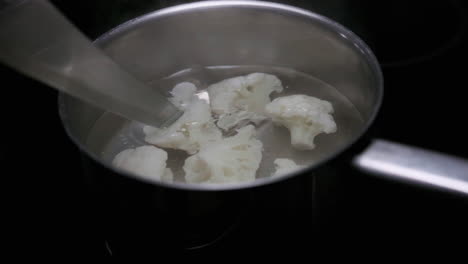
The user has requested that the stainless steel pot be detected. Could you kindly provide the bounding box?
[55,0,468,253]
[59,1,468,194]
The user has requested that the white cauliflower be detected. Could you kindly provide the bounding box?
[168,82,197,110]
[144,83,222,154]
[183,125,263,184]
[112,145,173,182]
[207,72,283,130]
[273,158,304,177]
[265,95,337,150]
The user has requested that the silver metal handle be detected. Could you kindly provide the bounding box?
[0,0,181,127]
[354,139,468,196]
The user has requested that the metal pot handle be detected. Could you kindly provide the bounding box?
[353,139,468,196]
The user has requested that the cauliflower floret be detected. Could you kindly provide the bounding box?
[207,72,283,130]
[265,95,337,150]
[183,125,263,184]
[144,84,222,154]
[168,82,197,110]
[273,158,304,177]
[112,145,173,182]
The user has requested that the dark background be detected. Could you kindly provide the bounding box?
[2,0,468,258]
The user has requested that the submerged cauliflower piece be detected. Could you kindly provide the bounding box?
[265,95,337,150]
[273,158,304,177]
[207,72,283,130]
[183,125,263,184]
[144,83,222,154]
[112,145,173,182]
[168,82,197,110]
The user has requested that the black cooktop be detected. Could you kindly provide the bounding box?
[3,0,468,258]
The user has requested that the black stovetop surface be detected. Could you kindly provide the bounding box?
[3,0,468,258]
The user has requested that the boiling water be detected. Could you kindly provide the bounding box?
[86,66,364,183]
